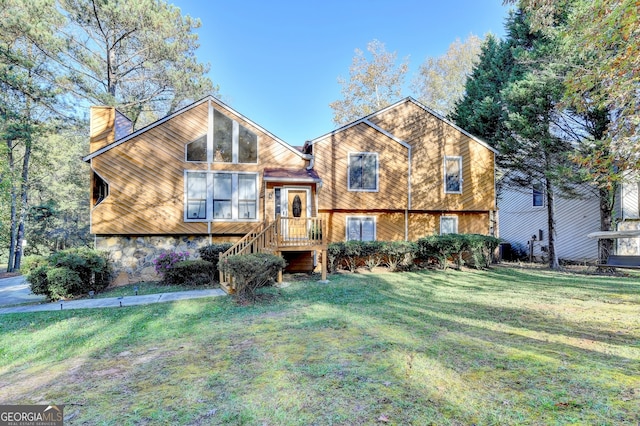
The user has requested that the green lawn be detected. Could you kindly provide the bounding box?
[0,265,638,425]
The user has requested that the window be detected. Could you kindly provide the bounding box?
[238,126,258,163]
[440,216,458,235]
[238,174,257,219]
[186,135,207,162]
[349,152,378,191]
[213,109,233,162]
[186,172,207,219]
[533,182,544,207]
[444,156,462,193]
[213,173,232,219]
[92,172,109,206]
[185,172,258,221]
[346,217,376,241]
[185,108,258,164]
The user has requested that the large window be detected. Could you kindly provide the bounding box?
[185,108,258,164]
[533,182,544,207]
[185,172,258,221]
[213,173,233,219]
[440,216,458,235]
[186,135,207,162]
[186,172,208,219]
[346,217,376,241]
[348,152,378,191]
[444,156,462,194]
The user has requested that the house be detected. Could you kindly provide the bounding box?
[497,178,640,263]
[83,96,497,286]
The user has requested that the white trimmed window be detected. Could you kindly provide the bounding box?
[185,109,258,164]
[185,171,258,222]
[533,182,544,207]
[346,217,376,241]
[444,156,462,194]
[440,216,458,235]
[348,152,378,191]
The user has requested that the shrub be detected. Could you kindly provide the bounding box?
[198,243,233,279]
[163,259,215,286]
[343,240,364,272]
[23,248,112,300]
[46,267,82,300]
[417,234,499,270]
[382,241,418,271]
[219,253,286,301]
[361,241,384,271]
[327,242,345,273]
[153,251,189,276]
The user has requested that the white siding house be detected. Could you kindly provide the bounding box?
[617,180,640,255]
[499,177,640,262]
[498,183,601,262]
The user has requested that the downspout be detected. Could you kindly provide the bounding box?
[406,145,412,241]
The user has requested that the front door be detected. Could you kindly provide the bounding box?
[282,187,310,240]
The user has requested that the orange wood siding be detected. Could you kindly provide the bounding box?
[322,211,406,243]
[90,100,307,235]
[369,100,496,212]
[313,123,409,211]
[322,211,490,243]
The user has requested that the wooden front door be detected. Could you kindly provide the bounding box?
[283,188,310,240]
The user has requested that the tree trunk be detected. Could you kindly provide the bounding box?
[12,134,31,271]
[598,185,616,262]
[546,178,559,269]
[6,140,17,273]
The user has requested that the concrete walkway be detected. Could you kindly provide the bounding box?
[0,276,227,315]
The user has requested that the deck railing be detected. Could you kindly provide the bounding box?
[218,215,326,292]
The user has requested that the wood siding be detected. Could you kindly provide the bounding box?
[313,123,409,211]
[312,98,496,243]
[369,100,496,211]
[90,99,307,235]
[321,211,491,243]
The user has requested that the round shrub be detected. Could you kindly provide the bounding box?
[22,249,113,301]
[162,259,214,286]
[219,253,286,301]
[46,267,82,300]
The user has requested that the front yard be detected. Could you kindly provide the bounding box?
[0,265,638,425]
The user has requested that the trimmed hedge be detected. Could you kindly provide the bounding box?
[23,248,112,300]
[328,235,499,273]
[416,234,500,269]
[219,253,286,300]
[162,259,215,286]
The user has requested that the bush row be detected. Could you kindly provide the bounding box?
[24,248,112,301]
[328,234,500,272]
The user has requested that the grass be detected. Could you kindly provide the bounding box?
[0,265,638,425]
[94,281,219,299]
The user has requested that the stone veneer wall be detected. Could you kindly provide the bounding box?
[95,235,213,285]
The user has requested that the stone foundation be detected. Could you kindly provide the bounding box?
[95,235,214,284]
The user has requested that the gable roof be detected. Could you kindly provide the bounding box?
[82,95,311,162]
[306,97,499,155]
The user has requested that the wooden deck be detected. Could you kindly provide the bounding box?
[219,216,327,293]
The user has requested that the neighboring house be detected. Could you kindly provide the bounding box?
[83,96,497,284]
[498,178,640,262]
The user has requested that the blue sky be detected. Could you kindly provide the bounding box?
[174,0,513,146]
